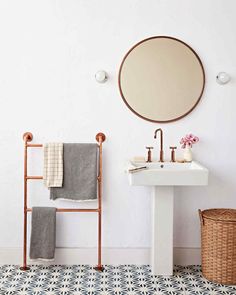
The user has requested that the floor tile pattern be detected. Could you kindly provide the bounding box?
[0,265,236,294]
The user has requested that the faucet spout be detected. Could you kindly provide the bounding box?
[154,128,164,162]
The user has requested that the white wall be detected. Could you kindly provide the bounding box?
[0,0,236,263]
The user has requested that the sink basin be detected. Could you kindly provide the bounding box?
[129,161,208,186]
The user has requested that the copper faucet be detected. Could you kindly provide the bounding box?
[154,128,164,162]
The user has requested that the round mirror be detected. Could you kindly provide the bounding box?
[118,36,205,123]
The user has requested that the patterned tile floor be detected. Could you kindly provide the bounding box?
[0,265,236,295]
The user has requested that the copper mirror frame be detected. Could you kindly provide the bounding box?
[118,36,205,123]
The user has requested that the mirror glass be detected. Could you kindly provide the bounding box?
[118,36,205,123]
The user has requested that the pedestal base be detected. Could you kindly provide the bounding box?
[151,186,174,276]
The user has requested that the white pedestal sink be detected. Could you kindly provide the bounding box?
[128,161,208,276]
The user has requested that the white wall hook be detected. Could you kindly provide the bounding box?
[95,70,108,83]
[216,72,231,85]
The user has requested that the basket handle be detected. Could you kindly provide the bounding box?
[198,209,204,226]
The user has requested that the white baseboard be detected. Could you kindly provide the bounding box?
[0,247,201,266]
[174,247,201,265]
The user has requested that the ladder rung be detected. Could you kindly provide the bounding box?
[26,176,43,180]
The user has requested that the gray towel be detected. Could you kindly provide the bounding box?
[30,207,56,260]
[50,143,98,201]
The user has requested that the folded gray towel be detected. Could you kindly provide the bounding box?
[30,207,56,260]
[50,143,98,201]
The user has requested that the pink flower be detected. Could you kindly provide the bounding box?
[180,134,199,149]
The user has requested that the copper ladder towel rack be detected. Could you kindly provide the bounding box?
[20,132,106,272]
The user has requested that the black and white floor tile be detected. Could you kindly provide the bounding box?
[0,265,236,294]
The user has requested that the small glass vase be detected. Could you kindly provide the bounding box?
[183,146,192,162]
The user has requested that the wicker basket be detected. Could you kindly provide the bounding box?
[199,209,236,285]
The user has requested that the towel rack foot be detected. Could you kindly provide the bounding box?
[94,265,104,272]
[20,266,30,271]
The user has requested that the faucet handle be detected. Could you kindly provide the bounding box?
[146,146,153,162]
[169,146,177,162]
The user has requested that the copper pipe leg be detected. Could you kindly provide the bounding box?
[22,210,27,270]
